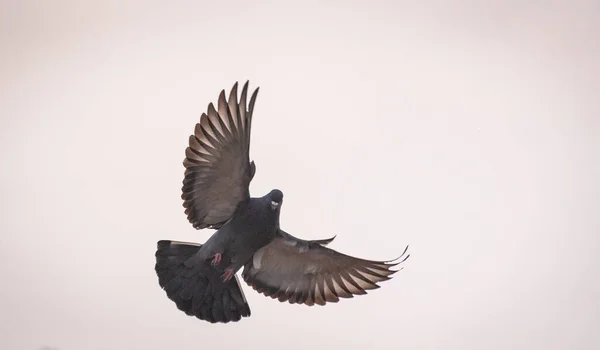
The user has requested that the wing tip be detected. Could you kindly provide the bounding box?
[218,89,227,102]
[385,245,411,265]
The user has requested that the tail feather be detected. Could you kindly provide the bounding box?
[155,240,251,323]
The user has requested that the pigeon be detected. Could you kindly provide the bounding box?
[154,81,410,323]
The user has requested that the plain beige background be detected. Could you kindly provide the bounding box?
[1,1,599,349]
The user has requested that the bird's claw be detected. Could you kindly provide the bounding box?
[210,253,222,266]
[221,269,234,282]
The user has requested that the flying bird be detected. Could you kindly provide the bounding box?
[155,81,410,323]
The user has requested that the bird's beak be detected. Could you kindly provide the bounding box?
[270,201,279,210]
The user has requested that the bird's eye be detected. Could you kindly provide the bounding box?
[270,200,279,210]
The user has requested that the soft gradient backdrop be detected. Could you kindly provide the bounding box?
[1,1,599,349]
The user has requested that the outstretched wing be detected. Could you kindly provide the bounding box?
[242,231,409,306]
[182,81,259,230]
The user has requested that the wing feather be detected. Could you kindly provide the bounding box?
[242,232,409,306]
[182,81,259,230]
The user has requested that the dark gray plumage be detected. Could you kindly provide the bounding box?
[155,81,410,324]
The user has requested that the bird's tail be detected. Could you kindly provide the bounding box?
[154,240,251,323]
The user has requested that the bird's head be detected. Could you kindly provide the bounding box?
[267,189,284,211]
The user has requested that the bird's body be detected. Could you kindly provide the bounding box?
[188,190,283,278]
[155,81,410,323]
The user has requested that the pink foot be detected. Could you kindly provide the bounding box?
[221,269,234,281]
[210,253,222,266]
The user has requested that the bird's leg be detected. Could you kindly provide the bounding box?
[221,268,234,282]
[210,253,222,266]
[220,258,244,282]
